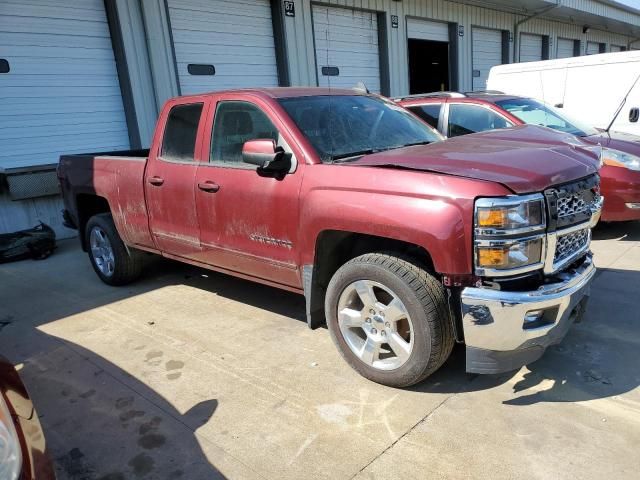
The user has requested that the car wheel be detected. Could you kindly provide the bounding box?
[325,253,454,387]
[85,213,142,286]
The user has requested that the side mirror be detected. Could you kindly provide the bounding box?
[242,139,289,172]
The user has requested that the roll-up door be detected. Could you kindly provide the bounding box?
[472,28,503,91]
[0,0,130,169]
[168,0,279,94]
[406,18,449,42]
[557,38,576,59]
[586,41,602,55]
[519,33,543,62]
[312,5,381,92]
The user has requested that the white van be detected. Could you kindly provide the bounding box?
[487,51,640,136]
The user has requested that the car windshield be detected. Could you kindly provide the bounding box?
[278,95,443,163]
[495,98,598,137]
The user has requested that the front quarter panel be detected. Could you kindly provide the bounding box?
[299,164,512,275]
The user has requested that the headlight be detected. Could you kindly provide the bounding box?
[475,195,545,235]
[601,147,640,171]
[474,194,546,276]
[0,395,22,480]
[476,237,544,269]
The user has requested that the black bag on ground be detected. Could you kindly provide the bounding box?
[0,222,56,263]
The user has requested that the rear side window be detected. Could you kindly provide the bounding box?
[448,104,512,137]
[161,103,203,162]
[409,104,442,129]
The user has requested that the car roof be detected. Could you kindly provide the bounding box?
[175,87,366,101]
[396,91,525,105]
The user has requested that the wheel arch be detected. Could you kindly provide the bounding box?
[303,230,436,330]
[76,194,112,250]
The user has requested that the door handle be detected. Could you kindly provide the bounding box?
[198,181,220,193]
[629,107,639,123]
[148,176,164,186]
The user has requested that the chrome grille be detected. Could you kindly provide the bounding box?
[549,174,601,229]
[554,229,590,265]
[557,193,591,218]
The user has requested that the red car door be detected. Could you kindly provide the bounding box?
[193,94,304,288]
[145,98,209,258]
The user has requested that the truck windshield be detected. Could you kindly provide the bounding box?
[278,95,443,163]
[495,98,598,137]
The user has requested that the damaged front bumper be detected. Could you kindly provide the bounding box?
[460,254,595,374]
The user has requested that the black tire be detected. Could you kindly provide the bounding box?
[85,213,142,286]
[325,253,454,388]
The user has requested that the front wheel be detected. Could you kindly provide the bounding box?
[85,213,142,286]
[325,253,454,388]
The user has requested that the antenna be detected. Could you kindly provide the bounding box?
[605,72,640,133]
[353,82,370,94]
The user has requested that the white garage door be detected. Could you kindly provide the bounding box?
[168,0,279,94]
[557,38,576,59]
[472,28,503,91]
[312,5,381,92]
[586,41,601,55]
[519,33,543,62]
[0,0,130,169]
[406,18,449,42]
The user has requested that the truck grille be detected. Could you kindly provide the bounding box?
[554,228,590,265]
[549,174,601,229]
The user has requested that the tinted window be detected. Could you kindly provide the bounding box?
[211,101,279,165]
[279,95,442,163]
[448,104,512,137]
[161,103,203,162]
[495,98,597,137]
[409,104,442,129]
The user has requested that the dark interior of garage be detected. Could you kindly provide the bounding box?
[408,39,450,94]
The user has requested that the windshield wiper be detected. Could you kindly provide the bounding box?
[330,149,380,163]
[400,140,432,148]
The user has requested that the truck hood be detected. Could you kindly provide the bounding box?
[351,125,600,194]
[585,131,640,157]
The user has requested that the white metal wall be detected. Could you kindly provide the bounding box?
[311,5,381,92]
[610,45,625,52]
[472,27,503,91]
[0,0,130,170]
[167,0,279,94]
[557,37,576,58]
[282,0,637,96]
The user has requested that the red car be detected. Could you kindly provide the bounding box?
[0,356,56,479]
[398,91,640,222]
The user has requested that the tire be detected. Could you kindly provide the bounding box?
[85,213,142,286]
[325,253,454,388]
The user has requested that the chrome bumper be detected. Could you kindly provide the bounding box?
[461,254,595,374]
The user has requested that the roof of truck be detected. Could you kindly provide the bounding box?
[177,87,367,101]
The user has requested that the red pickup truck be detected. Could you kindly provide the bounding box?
[58,88,603,387]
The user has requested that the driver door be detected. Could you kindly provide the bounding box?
[193,96,303,288]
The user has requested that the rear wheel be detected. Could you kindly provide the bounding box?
[85,214,142,286]
[325,253,454,387]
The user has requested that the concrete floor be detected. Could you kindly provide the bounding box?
[1,222,639,480]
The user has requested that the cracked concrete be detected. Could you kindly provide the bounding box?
[0,222,638,479]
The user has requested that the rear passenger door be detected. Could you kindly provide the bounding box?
[445,103,513,137]
[193,96,303,288]
[145,100,207,258]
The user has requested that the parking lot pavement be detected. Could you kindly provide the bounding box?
[0,223,639,480]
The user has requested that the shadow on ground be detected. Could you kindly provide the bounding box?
[593,220,640,241]
[2,238,639,477]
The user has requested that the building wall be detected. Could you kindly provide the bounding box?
[282,0,638,95]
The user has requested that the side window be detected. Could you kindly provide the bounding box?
[447,104,512,137]
[409,104,442,129]
[160,103,203,162]
[211,101,279,165]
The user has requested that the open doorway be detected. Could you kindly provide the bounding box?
[408,39,450,94]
